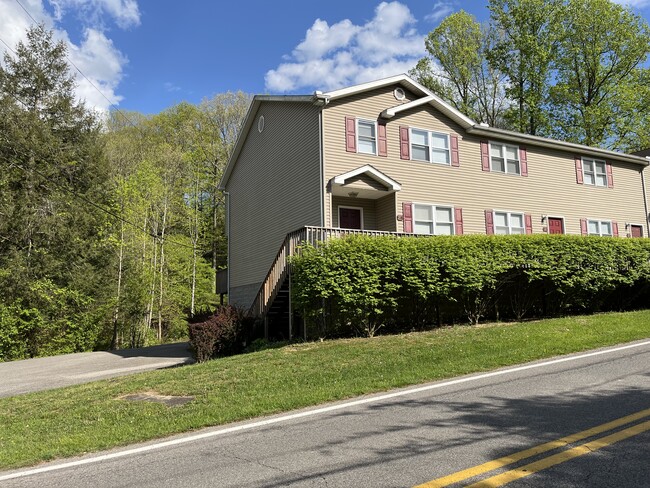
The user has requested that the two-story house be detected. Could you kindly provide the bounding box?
[219,74,650,337]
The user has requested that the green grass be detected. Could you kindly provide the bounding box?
[2,310,650,470]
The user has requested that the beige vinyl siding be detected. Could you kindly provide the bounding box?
[376,193,397,231]
[226,101,322,306]
[322,85,648,236]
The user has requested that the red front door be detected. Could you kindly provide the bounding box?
[339,207,362,229]
[630,225,643,238]
[548,217,564,234]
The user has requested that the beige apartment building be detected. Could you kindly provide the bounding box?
[219,74,650,333]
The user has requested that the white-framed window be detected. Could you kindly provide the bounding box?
[410,128,450,165]
[588,219,613,236]
[494,211,525,235]
[413,204,454,235]
[357,119,377,155]
[490,142,520,174]
[582,158,607,187]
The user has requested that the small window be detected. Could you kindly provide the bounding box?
[490,143,520,174]
[588,219,613,236]
[357,120,377,155]
[494,211,525,235]
[582,158,607,187]
[413,204,455,235]
[410,128,450,165]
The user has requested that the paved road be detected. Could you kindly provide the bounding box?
[0,342,194,397]
[2,340,649,487]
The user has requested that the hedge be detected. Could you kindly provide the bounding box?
[291,234,650,338]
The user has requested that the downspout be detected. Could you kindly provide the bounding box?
[643,160,650,236]
[314,91,330,227]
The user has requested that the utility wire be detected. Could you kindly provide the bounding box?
[11,0,142,130]
[0,151,200,251]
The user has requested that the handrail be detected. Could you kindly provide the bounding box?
[248,226,420,318]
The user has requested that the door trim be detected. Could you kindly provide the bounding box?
[546,215,565,234]
[338,205,364,230]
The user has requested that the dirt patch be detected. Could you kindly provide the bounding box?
[120,391,194,407]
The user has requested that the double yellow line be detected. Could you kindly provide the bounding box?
[415,407,650,487]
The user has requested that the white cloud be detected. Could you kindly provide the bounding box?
[265,1,426,93]
[425,1,456,24]
[49,0,140,28]
[0,0,134,112]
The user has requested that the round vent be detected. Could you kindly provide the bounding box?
[394,87,406,101]
[258,115,265,133]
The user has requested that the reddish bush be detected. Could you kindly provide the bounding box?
[188,305,248,362]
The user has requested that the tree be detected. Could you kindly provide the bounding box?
[0,24,109,357]
[488,0,561,135]
[411,11,509,127]
[549,0,650,149]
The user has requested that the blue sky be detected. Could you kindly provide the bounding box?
[1,0,649,114]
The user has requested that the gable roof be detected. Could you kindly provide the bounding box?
[220,74,648,190]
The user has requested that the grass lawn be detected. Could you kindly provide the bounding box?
[1,310,650,470]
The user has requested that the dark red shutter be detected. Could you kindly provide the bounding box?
[454,208,464,235]
[403,202,413,233]
[345,116,356,152]
[580,219,588,235]
[481,141,490,171]
[520,147,528,176]
[451,134,460,167]
[525,214,533,234]
[399,126,410,160]
[575,156,584,184]
[485,210,494,235]
[606,162,614,188]
[377,120,387,157]
[612,221,619,237]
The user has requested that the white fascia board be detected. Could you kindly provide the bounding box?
[381,96,435,118]
[468,126,649,167]
[333,164,401,191]
[323,74,419,100]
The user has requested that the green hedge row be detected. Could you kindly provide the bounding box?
[291,234,650,338]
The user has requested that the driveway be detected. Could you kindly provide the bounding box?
[0,342,195,398]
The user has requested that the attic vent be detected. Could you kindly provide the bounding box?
[394,87,406,101]
[258,115,265,133]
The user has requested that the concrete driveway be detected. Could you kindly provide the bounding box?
[0,342,195,398]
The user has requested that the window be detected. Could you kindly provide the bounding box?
[582,158,607,187]
[410,129,450,165]
[357,120,377,155]
[413,204,454,235]
[588,219,613,237]
[494,211,525,235]
[490,143,520,174]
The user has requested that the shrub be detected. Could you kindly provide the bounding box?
[188,305,249,362]
[291,234,650,338]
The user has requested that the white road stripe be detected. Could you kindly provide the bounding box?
[2,339,649,481]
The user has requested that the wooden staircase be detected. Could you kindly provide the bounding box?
[248,226,417,339]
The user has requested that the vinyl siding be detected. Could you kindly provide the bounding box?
[226,101,322,307]
[376,193,397,231]
[322,85,648,236]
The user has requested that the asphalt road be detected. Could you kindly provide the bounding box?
[2,339,649,487]
[0,342,194,397]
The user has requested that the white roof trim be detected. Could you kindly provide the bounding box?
[381,96,435,118]
[333,165,401,191]
[322,73,477,129]
[468,126,649,166]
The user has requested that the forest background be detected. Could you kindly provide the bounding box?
[2,0,650,360]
